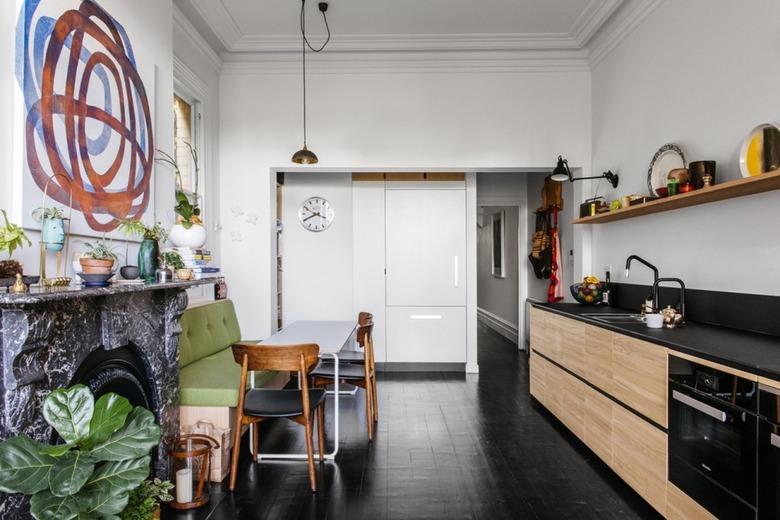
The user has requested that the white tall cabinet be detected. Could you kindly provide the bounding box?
[385,183,467,364]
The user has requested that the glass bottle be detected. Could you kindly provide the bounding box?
[602,270,612,306]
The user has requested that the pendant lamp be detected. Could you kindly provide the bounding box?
[291,1,330,165]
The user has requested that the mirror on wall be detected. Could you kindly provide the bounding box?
[740,123,780,177]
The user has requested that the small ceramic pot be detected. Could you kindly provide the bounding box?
[176,268,192,281]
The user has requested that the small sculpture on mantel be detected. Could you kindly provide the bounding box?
[11,273,27,293]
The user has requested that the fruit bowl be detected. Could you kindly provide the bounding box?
[571,282,604,305]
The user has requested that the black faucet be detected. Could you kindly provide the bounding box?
[624,255,659,311]
[652,277,686,323]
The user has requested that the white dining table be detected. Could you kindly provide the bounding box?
[252,320,357,461]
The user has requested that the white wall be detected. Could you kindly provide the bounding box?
[1,1,174,273]
[477,205,519,330]
[281,173,354,323]
[219,65,592,341]
[590,1,780,294]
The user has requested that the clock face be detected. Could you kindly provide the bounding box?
[298,197,334,232]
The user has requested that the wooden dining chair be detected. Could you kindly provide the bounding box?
[310,321,377,441]
[229,342,326,492]
[337,311,373,364]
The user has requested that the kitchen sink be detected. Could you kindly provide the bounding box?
[580,312,644,323]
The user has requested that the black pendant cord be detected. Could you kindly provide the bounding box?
[301,0,330,53]
[299,0,330,148]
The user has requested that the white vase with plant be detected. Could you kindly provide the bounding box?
[155,142,206,248]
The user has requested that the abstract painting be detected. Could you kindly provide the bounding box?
[16,0,154,236]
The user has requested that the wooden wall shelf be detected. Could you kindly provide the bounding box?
[573,169,780,224]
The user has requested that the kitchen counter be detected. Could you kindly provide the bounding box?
[532,302,780,380]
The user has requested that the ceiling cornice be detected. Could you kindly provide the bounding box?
[173,5,222,71]
[221,51,592,76]
[587,0,664,67]
[188,0,242,51]
[569,0,622,47]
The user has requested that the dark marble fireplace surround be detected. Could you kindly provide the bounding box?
[0,281,208,517]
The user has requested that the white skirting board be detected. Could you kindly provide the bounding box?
[477,308,520,347]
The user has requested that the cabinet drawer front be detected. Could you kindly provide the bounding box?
[386,306,466,363]
[612,334,668,427]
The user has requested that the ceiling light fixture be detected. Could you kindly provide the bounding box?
[291,1,331,165]
[551,155,619,188]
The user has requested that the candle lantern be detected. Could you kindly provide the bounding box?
[167,434,219,509]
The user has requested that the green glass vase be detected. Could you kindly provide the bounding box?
[138,238,159,282]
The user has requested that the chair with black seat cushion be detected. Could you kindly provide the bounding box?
[336,311,373,364]
[229,342,326,492]
[310,322,376,441]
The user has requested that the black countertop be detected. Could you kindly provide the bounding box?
[531,302,780,381]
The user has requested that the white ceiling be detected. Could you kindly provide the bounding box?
[173,0,658,62]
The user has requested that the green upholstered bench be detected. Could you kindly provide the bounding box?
[178,299,288,480]
[178,299,281,407]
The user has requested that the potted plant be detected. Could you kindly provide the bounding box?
[79,234,118,274]
[118,220,169,281]
[32,206,67,252]
[155,143,207,248]
[0,384,162,519]
[0,208,32,281]
[120,478,174,520]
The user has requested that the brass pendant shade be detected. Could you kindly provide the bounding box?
[292,146,319,165]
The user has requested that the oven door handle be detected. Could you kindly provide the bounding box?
[772,433,780,450]
[672,390,728,422]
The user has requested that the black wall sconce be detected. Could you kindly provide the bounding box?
[551,155,619,188]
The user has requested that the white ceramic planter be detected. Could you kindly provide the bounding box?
[169,223,207,248]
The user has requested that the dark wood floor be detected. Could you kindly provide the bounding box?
[162,323,662,519]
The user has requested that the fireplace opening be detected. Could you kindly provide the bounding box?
[58,344,160,469]
[70,344,156,412]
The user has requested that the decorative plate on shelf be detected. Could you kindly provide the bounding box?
[647,143,686,196]
[739,123,780,178]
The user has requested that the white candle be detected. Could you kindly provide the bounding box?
[176,468,193,503]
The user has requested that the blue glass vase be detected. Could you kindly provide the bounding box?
[138,238,159,282]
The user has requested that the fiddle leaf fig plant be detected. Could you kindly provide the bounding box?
[0,384,161,519]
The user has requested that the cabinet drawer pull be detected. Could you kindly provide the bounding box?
[410,315,443,320]
[672,390,727,422]
[453,256,459,287]
[772,433,780,450]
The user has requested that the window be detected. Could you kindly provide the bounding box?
[173,93,199,199]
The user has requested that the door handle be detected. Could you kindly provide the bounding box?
[453,256,458,287]
[672,390,727,422]
[772,432,780,450]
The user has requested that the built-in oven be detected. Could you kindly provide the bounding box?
[759,383,780,519]
[668,355,758,519]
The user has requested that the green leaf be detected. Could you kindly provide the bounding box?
[0,436,55,494]
[48,450,95,497]
[40,442,78,457]
[82,393,132,450]
[80,457,150,516]
[90,408,160,462]
[43,385,94,444]
[29,489,81,520]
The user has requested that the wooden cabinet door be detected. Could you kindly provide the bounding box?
[612,402,668,514]
[612,334,668,427]
[385,189,466,307]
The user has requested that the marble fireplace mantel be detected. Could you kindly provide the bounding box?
[0,280,211,516]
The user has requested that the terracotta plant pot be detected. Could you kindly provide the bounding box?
[79,257,115,274]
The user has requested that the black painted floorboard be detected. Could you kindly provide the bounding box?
[162,322,662,520]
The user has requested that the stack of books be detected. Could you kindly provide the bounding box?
[164,247,221,279]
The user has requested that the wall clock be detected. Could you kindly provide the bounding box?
[298,196,334,232]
